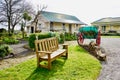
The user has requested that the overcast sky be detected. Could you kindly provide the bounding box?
[28,0,120,25]
[1,0,120,29]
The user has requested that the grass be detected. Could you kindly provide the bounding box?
[102,36,120,38]
[0,45,101,80]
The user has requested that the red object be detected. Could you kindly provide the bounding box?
[77,33,84,45]
[96,31,101,46]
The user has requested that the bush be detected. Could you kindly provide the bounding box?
[28,34,36,49]
[0,44,12,58]
[101,33,119,36]
[2,37,19,44]
[0,28,7,38]
[65,32,77,41]
[28,32,77,49]
[59,33,65,44]
[28,32,55,49]
[38,33,51,39]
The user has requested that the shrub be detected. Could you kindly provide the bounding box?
[0,28,7,33]
[28,34,36,49]
[59,33,65,44]
[0,44,12,58]
[0,28,7,38]
[2,37,19,44]
[38,33,51,39]
[28,32,55,49]
[64,32,77,41]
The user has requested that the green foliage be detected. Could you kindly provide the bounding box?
[59,33,65,44]
[22,12,32,39]
[28,32,55,49]
[2,37,19,44]
[38,33,52,39]
[23,12,32,21]
[0,28,7,38]
[65,32,77,41]
[0,44,12,58]
[101,33,120,36]
[28,34,36,49]
[0,28,7,33]
[0,45,101,80]
[28,32,77,48]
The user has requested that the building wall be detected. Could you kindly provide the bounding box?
[37,15,50,32]
[53,22,63,31]
[113,25,120,32]
[52,22,80,33]
[99,25,120,33]
[27,15,83,34]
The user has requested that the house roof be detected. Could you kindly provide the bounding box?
[41,11,86,25]
[91,17,120,25]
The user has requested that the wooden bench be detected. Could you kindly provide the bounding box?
[35,37,68,69]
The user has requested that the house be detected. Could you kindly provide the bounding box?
[91,17,120,33]
[27,11,86,35]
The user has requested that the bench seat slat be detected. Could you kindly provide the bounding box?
[40,49,66,59]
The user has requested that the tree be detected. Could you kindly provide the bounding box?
[21,12,32,38]
[0,0,34,36]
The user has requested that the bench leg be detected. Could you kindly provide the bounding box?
[48,54,51,69]
[37,58,40,67]
[66,52,68,59]
[63,45,68,59]
[48,60,51,70]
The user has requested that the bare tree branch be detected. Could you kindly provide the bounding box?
[0,0,34,35]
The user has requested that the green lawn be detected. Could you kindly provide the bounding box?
[102,36,120,38]
[0,45,101,80]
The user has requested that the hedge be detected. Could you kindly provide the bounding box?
[28,32,77,49]
[28,33,55,49]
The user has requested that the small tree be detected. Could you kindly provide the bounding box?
[21,12,32,38]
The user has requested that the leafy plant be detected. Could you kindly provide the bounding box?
[64,32,77,41]
[28,34,36,49]
[0,44,12,58]
[2,37,19,44]
[38,33,51,39]
[28,32,56,49]
[59,33,65,44]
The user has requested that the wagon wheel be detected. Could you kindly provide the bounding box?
[96,31,101,46]
[77,33,84,46]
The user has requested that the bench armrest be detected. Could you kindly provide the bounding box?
[62,44,68,49]
[38,51,52,54]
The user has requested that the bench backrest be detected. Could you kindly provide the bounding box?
[35,37,59,52]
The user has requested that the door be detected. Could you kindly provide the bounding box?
[31,27,34,33]
[69,24,72,33]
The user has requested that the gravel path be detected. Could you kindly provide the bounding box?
[97,38,120,80]
[0,40,35,70]
[10,40,34,57]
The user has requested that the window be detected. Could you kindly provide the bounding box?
[50,22,53,31]
[102,26,106,32]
